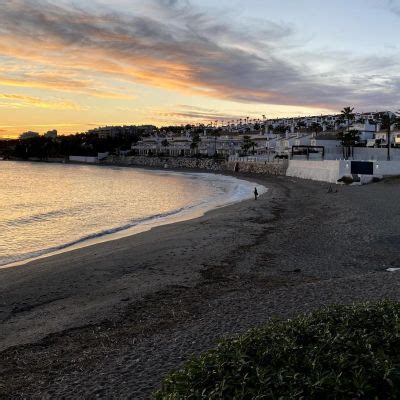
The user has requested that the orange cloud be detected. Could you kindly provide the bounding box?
[0,1,344,109]
[0,93,81,110]
[0,73,133,100]
[0,0,397,119]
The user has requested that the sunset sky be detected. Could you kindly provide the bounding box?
[0,0,399,138]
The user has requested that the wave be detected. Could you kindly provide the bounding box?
[0,207,191,267]
[3,208,71,227]
[2,203,102,227]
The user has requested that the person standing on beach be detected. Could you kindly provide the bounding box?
[254,187,258,201]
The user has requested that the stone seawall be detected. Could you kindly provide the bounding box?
[104,156,288,176]
[227,160,288,175]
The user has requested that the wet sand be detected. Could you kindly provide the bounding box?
[1,173,400,398]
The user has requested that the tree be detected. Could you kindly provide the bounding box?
[241,136,257,155]
[190,133,201,156]
[273,125,286,135]
[160,139,169,156]
[297,121,306,131]
[338,130,358,159]
[341,107,354,132]
[211,130,221,157]
[310,122,322,136]
[268,124,274,133]
[340,107,355,159]
[379,111,400,161]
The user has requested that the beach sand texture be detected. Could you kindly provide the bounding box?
[1,174,400,398]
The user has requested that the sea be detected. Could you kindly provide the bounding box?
[0,161,266,267]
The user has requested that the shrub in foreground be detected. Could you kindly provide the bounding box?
[154,301,400,399]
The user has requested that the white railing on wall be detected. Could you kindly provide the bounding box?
[229,155,288,164]
[320,147,400,161]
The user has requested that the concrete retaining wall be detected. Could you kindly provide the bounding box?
[287,160,343,183]
[288,159,400,183]
[369,161,400,177]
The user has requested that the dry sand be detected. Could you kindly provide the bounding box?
[1,173,400,398]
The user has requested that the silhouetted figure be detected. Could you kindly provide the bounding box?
[254,187,258,200]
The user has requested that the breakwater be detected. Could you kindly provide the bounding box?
[103,156,288,176]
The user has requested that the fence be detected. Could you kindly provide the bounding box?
[314,147,400,161]
[228,155,288,164]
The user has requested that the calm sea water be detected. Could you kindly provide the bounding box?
[0,161,264,267]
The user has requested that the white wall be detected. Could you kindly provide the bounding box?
[287,160,343,183]
[287,159,400,183]
[374,161,400,176]
[69,156,98,163]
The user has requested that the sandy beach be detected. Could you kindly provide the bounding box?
[1,173,400,398]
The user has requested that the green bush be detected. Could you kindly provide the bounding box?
[154,302,400,399]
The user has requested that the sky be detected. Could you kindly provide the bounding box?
[0,0,399,138]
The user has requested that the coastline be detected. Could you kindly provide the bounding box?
[1,173,400,398]
[0,164,267,269]
[0,169,274,350]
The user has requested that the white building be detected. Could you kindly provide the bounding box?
[352,121,377,142]
[375,128,400,146]
[132,135,246,158]
[132,136,192,157]
[88,125,146,139]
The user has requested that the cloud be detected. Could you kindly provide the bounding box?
[0,0,398,110]
[135,104,270,124]
[0,93,82,110]
[157,104,253,122]
[0,59,134,99]
[0,74,133,100]
[385,0,400,15]
[158,110,240,122]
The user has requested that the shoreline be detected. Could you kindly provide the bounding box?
[1,174,400,398]
[0,163,267,269]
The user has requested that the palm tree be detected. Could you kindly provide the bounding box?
[341,106,354,132]
[379,111,400,161]
[262,115,267,135]
[341,106,355,158]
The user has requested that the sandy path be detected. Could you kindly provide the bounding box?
[1,174,400,398]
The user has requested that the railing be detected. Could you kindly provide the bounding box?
[229,155,288,164]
